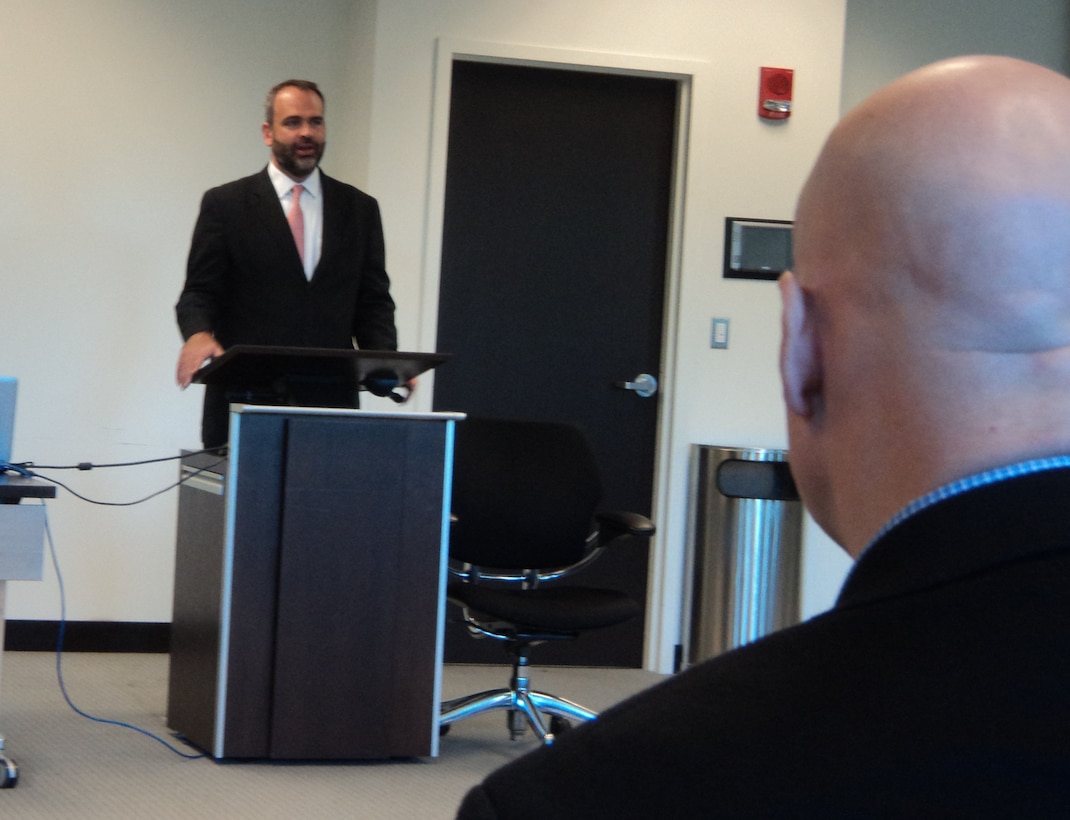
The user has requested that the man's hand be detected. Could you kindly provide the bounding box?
[176,331,224,388]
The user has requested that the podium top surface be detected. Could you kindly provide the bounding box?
[0,475,57,501]
[193,346,450,390]
[233,405,466,423]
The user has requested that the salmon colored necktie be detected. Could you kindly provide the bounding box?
[288,184,305,263]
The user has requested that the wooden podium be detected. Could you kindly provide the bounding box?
[168,347,458,760]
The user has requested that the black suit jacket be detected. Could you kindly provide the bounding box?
[175,168,397,446]
[458,468,1070,818]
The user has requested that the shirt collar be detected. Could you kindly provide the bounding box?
[266,161,321,200]
[864,455,1070,554]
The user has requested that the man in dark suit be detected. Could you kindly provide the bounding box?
[457,56,1070,817]
[175,79,398,449]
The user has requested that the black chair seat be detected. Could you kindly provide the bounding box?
[448,583,640,633]
[439,417,655,745]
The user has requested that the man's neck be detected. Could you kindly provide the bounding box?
[270,157,314,183]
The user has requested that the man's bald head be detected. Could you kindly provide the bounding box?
[781,56,1070,554]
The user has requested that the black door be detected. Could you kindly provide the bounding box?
[434,60,677,667]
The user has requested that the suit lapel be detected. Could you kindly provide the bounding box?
[315,174,342,282]
[248,168,306,278]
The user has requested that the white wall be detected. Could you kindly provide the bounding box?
[0,0,377,621]
[366,0,848,670]
[365,0,1070,669]
[843,0,1070,113]
[2,0,849,671]
[6,0,1065,673]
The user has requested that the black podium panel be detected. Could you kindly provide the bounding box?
[167,407,458,760]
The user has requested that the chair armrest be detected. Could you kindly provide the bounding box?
[595,510,655,543]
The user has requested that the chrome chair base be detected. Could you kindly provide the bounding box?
[440,651,596,744]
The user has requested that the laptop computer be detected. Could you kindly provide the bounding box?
[0,377,16,464]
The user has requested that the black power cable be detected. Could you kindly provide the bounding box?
[0,448,231,757]
[2,447,227,507]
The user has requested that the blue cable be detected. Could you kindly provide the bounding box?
[41,508,205,760]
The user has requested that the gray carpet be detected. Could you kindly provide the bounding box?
[0,652,665,818]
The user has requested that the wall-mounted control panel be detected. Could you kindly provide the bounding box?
[724,217,793,281]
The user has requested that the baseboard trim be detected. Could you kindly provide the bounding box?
[4,620,171,653]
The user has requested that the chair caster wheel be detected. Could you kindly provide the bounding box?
[507,709,527,740]
[0,755,18,788]
[549,716,572,737]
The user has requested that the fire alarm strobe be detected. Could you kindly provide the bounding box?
[759,67,794,120]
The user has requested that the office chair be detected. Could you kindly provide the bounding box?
[439,417,655,745]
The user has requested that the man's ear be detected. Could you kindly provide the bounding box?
[779,271,822,418]
[261,122,273,147]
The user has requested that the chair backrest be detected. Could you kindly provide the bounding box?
[450,417,602,570]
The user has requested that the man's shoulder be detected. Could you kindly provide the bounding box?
[319,171,378,208]
[204,169,271,199]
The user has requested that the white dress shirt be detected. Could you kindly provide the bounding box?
[267,161,323,280]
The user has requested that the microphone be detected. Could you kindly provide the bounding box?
[363,369,409,404]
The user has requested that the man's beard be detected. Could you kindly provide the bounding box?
[273,139,325,179]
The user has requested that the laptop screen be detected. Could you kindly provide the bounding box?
[0,377,16,464]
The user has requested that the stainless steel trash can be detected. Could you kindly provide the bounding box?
[686,445,802,666]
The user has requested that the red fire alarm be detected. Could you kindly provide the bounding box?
[759,67,794,120]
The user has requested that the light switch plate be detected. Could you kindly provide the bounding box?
[711,318,730,349]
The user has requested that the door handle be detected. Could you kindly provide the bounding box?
[615,373,658,398]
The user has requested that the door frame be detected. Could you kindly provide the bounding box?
[420,38,697,671]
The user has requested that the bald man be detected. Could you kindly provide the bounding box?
[456,56,1070,818]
